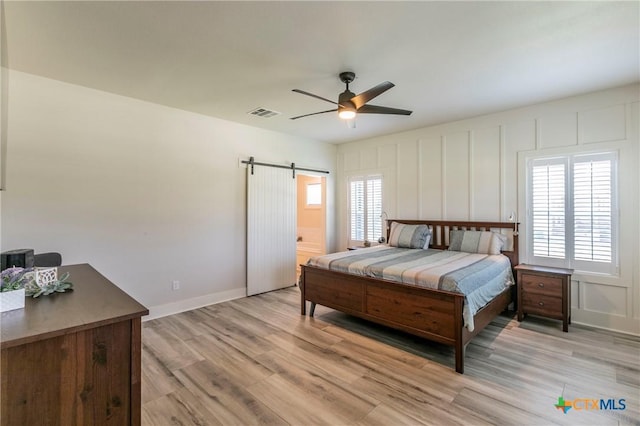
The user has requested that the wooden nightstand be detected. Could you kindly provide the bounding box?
[515,264,573,332]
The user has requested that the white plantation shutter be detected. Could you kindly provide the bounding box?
[528,152,617,274]
[532,159,566,259]
[573,153,615,270]
[366,178,383,242]
[349,176,382,244]
[350,180,365,241]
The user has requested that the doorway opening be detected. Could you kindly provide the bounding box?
[296,174,326,275]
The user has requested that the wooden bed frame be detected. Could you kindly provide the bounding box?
[299,219,519,374]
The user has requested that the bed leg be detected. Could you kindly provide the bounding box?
[300,273,306,315]
[455,342,465,374]
[309,302,316,317]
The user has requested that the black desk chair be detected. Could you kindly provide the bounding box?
[34,252,62,267]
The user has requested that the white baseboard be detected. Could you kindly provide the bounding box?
[572,309,640,336]
[144,287,246,321]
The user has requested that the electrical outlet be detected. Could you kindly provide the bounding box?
[172,280,180,291]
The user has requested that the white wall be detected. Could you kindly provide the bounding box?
[337,84,639,335]
[1,71,336,319]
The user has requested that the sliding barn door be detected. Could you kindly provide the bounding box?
[247,166,297,296]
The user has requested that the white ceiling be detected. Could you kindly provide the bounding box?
[2,1,639,144]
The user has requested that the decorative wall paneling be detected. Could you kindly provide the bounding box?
[443,131,471,220]
[337,85,639,334]
[579,104,626,144]
[418,137,443,219]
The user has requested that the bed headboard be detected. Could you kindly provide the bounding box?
[386,219,520,267]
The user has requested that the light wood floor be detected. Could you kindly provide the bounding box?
[141,286,640,425]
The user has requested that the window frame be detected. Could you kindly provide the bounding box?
[305,182,322,207]
[526,151,619,275]
[347,174,383,246]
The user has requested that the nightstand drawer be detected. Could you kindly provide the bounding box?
[521,274,563,297]
[521,293,563,318]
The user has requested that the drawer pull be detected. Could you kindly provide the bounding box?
[538,282,545,288]
[538,301,545,306]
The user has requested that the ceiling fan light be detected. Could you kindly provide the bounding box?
[338,109,356,120]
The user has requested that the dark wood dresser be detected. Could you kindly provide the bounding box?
[1,264,149,425]
[515,264,573,332]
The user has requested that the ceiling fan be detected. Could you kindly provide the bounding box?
[290,72,412,123]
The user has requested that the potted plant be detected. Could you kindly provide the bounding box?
[0,267,30,312]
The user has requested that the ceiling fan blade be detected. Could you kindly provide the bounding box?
[357,104,412,116]
[290,108,337,120]
[350,81,394,109]
[292,89,343,107]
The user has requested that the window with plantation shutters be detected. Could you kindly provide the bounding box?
[527,152,617,275]
[349,176,382,244]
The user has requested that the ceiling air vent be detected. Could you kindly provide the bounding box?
[248,107,281,118]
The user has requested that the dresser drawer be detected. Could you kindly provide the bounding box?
[521,274,563,297]
[521,292,563,318]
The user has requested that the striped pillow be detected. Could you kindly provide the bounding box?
[388,223,431,249]
[448,230,506,255]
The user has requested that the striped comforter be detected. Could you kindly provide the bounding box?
[306,246,514,331]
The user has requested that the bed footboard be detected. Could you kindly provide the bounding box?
[301,264,475,372]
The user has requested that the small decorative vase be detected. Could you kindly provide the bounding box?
[35,267,58,287]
